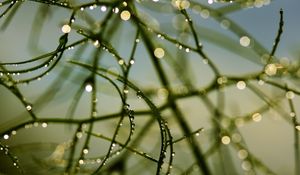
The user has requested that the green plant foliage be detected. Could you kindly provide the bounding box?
[0,0,299,175]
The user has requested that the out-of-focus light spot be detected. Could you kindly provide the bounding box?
[154,48,165,58]
[238,149,248,159]
[85,84,93,92]
[200,9,210,19]
[221,136,231,145]
[242,161,252,171]
[236,81,246,90]
[286,91,295,99]
[252,113,262,122]
[3,134,9,140]
[220,19,230,29]
[61,24,71,33]
[120,10,131,21]
[265,63,277,76]
[240,36,251,47]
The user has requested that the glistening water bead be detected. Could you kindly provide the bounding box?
[61,24,71,33]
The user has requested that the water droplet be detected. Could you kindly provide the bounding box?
[118,59,124,65]
[241,160,252,171]
[135,38,140,43]
[79,159,84,164]
[154,48,165,58]
[290,112,296,117]
[217,76,227,85]
[96,158,101,163]
[85,83,93,92]
[265,63,277,76]
[185,48,190,52]
[296,125,300,131]
[252,113,262,122]
[136,91,142,99]
[113,7,119,13]
[221,136,231,145]
[100,6,107,12]
[26,104,32,111]
[61,24,71,33]
[220,19,230,29]
[171,152,175,156]
[11,130,16,135]
[83,148,89,154]
[120,10,131,21]
[200,9,210,19]
[42,122,48,128]
[238,149,248,159]
[93,40,100,47]
[3,134,9,140]
[240,36,251,47]
[130,60,135,65]
[236,81,246,90]
[76,132,83,138]
[157,88,169,99]
[286,91,295,99]
[123,104,130,110]
[202,59,208,64]
[232,133,241,143]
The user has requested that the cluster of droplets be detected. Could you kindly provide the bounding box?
[0,144,21,170]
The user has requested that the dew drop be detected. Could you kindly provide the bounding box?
[231,133,242,143]
[11,130,17,135]
[238,149,248,159]
[79,159,84,165]
[123,104,130,110]
[171,152,175,156]
[236,81,246,90]
[61,24,71,33]
[251,113,262,122]
[200,9,210,19]
[76,132,83,138]
[241,160,252,171]
[118,59,125,65]
[202,59,208,64]
[290,112,296,117]
[3,134,9,140]
[154,48,165,58]
[240,36,251,47]
[296,125,300,131]
[286,91,295,99]
[221,136,230,145]
[265,63,277,76]
[85,83,93,92]
[33,122,39,127]
[120,10,131,21]
[130,60,135,65]
[42,122,48,128]
[100,6,107,12]
[93,40,100,47]
[83,148,89,154]
[185,48,190,52]
[113,7,119,13]
[123,88,129,94]
[26,104,32,111]
[220,19,230,29]
[136,91,142,99]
